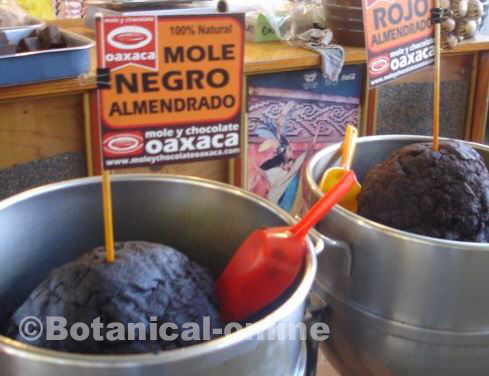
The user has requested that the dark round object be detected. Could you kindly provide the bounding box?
[6,241,222,354]
[358,141,489,242]
[217,0,228,13]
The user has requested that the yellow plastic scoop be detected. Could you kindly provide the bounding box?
[319,124,361,212]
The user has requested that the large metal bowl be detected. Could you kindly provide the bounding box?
[304,135,489,375]
[0,174,318,376]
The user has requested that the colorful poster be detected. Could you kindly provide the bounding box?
[363,0,435,87]
[247,66,363,213]
[96,14,244,169]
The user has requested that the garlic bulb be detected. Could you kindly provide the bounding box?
[455,19,478,38]
[442,17,457,31]
[451,0,469,17]
[467,0,484,19]
[443,33,459,49]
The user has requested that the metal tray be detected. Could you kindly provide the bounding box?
[0,15,44,32]
[0,28,95,87]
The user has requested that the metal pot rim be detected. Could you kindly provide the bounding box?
[0,174,317,367]
[305,134,489,250]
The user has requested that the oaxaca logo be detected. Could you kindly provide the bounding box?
[107,26,152,50]
[369,55,390,76]
[103,17,157,70]
[103,132,144,158]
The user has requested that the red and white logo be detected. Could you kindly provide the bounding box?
[102,17,157,70]
[103,131,144,158]
[369,55,390,76]
[107,26,153,50]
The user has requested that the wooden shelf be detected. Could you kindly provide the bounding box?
[245,42,366,74]
[1,19,489,101]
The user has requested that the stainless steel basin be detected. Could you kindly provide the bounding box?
[0,174,317,376]
[304,135,489,376]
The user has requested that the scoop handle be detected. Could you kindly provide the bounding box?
[291,170,356,239]
[341,125,358,170]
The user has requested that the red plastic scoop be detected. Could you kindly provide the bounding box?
[216,170,357,322]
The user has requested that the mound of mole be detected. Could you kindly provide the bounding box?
[6,241,222,354]
[358,141,489,242]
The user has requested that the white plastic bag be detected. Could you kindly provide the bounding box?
[228,0,325,41]
[54,0,85,19]
[227,0,343,81]
[268,0,326,41]
[0,0,29,27]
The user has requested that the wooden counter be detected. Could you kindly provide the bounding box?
[2,19,489,101]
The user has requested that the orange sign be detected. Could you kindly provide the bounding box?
[363,0,435,87]
[96,14,244,169]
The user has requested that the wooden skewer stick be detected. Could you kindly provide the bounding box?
[102,170,115,263]
[432,0,441,152]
